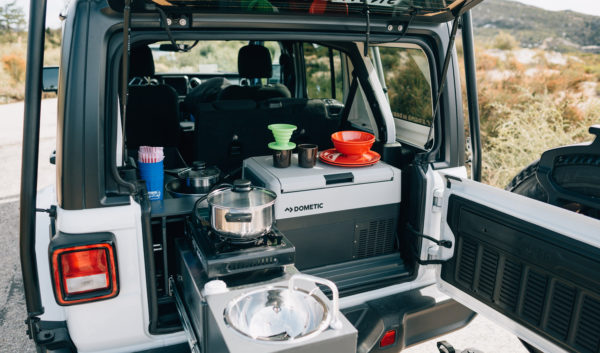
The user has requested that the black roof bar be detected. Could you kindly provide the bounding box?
[461,10,482,181]
[20,0,48,324]
[424,14,460,152]
[121,0,132,162]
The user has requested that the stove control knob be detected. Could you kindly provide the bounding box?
[203,280,228,296]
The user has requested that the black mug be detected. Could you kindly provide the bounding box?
[272,149,292,168]
[298,144,318,168]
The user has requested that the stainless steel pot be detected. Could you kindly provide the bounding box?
[206,179,276,240]
[176,161,220,194]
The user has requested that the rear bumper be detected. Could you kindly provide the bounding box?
[342,284,475,353]
[36,285,473,353]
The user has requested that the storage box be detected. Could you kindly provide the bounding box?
[243,155,401,269]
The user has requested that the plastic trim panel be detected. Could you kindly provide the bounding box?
[441,195,600,353]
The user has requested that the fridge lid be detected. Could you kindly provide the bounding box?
[247,155,396,193]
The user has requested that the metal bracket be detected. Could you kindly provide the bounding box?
[437,341,456,353]
[407,224,452,265]
[407,223,452,249]
[25,316,76,351]
[169,276,201,353]
[35,205,57,219]
[362,1,370,57]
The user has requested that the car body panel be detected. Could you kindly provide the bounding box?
[55,201,186,352]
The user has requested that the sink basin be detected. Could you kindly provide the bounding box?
[224,286,330,342]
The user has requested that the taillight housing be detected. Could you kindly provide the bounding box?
[51,242,118,305]
[379,329,397,348]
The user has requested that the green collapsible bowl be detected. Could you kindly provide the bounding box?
[268,124,297,149]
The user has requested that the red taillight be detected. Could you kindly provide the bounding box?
[52,243,118,305]
[379,329,397,348]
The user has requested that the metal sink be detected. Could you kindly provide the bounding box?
[224,274,341,342]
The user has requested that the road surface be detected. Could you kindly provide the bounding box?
[0,99,528,353]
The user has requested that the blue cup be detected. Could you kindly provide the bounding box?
[138,160,164,201]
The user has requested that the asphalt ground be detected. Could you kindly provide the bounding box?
[0,99,527,353]
[0,98,55,353]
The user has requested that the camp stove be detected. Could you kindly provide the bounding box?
[186,219,295,279]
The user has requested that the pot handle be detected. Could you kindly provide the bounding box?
[289,274,342,330]
[224,212,253,223]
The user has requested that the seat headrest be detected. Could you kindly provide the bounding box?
[238,45,272,79]
[129,45,155,78]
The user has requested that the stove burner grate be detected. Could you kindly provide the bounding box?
[187,219,294,278]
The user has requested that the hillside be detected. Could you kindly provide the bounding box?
[471,0,600,52]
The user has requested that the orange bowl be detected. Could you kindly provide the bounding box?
[331,131,375,155]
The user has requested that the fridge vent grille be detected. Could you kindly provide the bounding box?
[355,218,395,259]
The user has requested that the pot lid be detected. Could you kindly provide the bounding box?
[207,179,277,208]
[179,161,220,180]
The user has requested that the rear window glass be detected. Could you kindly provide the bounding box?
[368,45,433,148]
[303,43,343,100]
[375,46,433,127]
[152,41,281,74]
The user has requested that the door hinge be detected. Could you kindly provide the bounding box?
[25,316,76,351]
[35,205,56,219]
[407,224,453,265]
[432,188,444,212]
[407,223,452,249]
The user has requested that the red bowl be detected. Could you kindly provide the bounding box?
[331,131,375,155]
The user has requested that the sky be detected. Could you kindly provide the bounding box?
[3,0,600,29]
[507,0,600,17]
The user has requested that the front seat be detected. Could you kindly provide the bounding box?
[219,44,291,101]
[125,44,181,149]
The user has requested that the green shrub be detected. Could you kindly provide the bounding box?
[492,32,519,50]
[1,53,25,83]
[481,95,599,187]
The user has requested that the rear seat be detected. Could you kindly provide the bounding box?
[194,98,338,172]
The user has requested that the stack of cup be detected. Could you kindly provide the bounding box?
[268,124,297,168]
[138,146,164,200]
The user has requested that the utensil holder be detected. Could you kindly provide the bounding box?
[139,160,164,200]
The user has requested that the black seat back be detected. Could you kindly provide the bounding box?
[125,45,181,149]
[218,44,291,101]
[126,85,181,148]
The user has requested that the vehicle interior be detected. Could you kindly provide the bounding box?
[116,36,441,333]
[124,39,433,166]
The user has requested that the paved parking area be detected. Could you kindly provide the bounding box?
[0,99,528,353]
[0,99,56,352]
